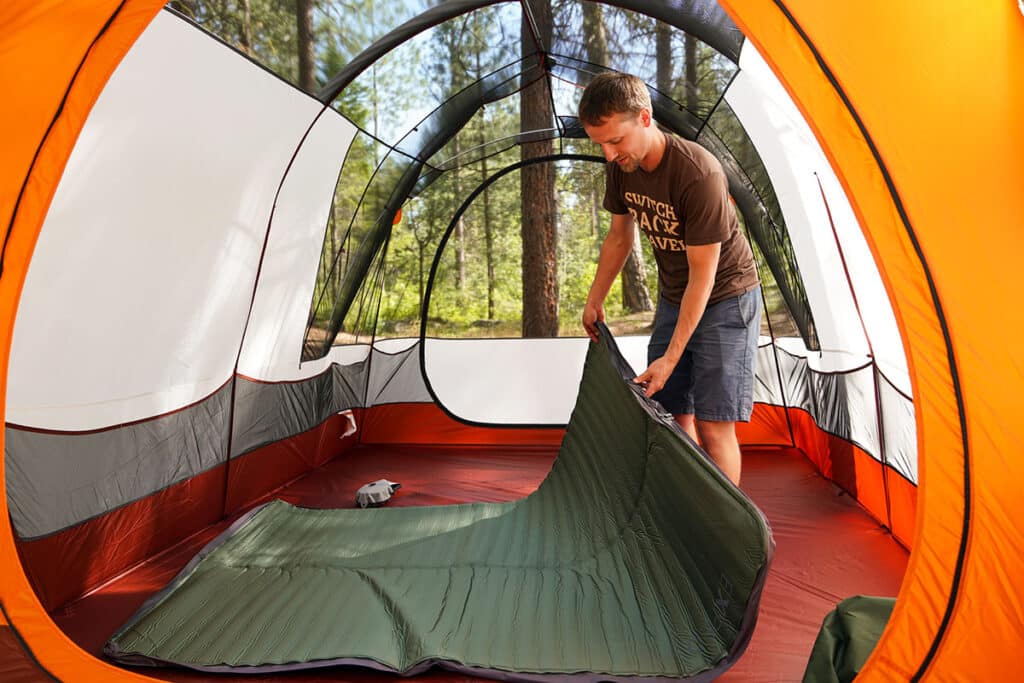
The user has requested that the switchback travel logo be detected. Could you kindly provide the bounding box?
[624,191,685,252]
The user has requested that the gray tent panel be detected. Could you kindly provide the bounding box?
[231,359,367,459]
[333,357,369,407]
[878,373,917,482]
[6,383,231,540]
[231,372,335,458]
[753,343,783,405]
[366,343,432,406]
[776,346,813,415]
[105,326,773,681]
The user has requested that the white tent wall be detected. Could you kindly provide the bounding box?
[728,43,907,379]
[728,58,859,363]
[229,109,364,453]
[5,10,356,539]
[8,11,330,430]
[236,110,356,382]
[421,336,650,426]
[725,41,917,483]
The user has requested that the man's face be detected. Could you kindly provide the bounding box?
[582,110,650,173]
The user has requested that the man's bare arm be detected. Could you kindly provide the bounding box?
[582,212,635,341]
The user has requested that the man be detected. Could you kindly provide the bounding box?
[579,71,761,486]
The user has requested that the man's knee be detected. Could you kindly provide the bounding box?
[696,420,742,485]
[696,420,737,449]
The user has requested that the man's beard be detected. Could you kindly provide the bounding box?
[617,157,639,173]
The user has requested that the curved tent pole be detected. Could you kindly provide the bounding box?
[317,0,744,104]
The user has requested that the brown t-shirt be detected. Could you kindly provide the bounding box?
[604,134,759,305]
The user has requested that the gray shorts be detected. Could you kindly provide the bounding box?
[647,288,761,422]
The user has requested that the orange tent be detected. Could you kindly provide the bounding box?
[718,2,1024,678]
[1,1,1021,681]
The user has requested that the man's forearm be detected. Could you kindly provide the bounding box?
[586,218,634,306]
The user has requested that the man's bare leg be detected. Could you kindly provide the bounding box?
[696,419,741,486]
[674,413,699,443]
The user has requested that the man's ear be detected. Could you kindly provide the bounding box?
[639,108,652,127]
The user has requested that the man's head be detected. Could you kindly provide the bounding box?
[578,72,659,173]
[578,71,652,127]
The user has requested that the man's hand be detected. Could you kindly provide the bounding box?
[634,356,677,397]
[582,300,605,342]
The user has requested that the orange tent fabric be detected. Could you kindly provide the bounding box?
[0,2,167,680]
[2,2,1021,681]
[719,1,1024,679]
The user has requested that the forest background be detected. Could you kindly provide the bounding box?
[168,0,794,355]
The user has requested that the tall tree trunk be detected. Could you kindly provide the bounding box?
[520,0,558,337]
[588,4,652,314]
[369,0,380,164]
[453,136,466,292]
[296,0,315,91]
[582,7,607,256]
[481,142,496,320]
[581,3,607,63]
[685,34,699,113]
[620,243,653,311]
[473,46,495,316]
[656,23,672,94]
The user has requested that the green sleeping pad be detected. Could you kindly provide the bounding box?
[105,325,774,681]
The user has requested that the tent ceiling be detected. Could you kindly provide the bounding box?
[319,0,743,102]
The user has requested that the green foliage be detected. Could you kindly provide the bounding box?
[170,0,299,84]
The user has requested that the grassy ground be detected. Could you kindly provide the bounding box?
[312,307,796,347]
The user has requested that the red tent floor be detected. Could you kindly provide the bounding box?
[49,444,908,683]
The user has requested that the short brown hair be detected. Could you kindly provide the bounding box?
[578,72,651,126]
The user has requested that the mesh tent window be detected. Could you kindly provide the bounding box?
[298,0,817,361]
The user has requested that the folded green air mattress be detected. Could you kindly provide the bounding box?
[105,325,774,681]
[802,595,895,683]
